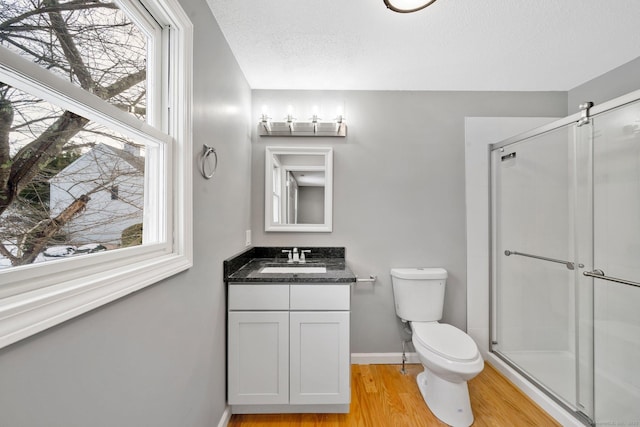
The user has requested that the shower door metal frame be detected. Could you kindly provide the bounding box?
[487,87,640,427]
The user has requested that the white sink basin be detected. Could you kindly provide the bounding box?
[260,266,327,274]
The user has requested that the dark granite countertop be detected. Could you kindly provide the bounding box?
[224,247,356,283]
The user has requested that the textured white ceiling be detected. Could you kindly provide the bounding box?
[205,0,640,91]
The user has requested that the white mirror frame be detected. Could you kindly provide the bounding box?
[265,146,333,232]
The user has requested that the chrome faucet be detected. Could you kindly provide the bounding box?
[282,247,310,263]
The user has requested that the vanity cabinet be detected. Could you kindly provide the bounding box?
[227,283,350,413]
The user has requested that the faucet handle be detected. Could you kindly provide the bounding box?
[281,249,293,262]
[300,249,311,262]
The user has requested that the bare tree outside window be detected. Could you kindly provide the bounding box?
[1,0,148,118]
[0,0,149,268]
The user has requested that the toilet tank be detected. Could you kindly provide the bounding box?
[390,268,447,322]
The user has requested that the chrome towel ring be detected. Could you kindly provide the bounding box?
[200,144,218,179]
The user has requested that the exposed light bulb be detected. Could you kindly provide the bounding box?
[335,105,344,123]
[311,105,320,123]
[286,105,295,123]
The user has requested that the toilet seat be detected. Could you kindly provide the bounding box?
[412,322,479,363]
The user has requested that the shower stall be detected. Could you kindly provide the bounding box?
[490,90,640,425]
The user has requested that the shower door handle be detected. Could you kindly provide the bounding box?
[583,269,640,289]
[504,250,578,270]
[583,269,604,277]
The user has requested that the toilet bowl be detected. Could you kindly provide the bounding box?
[390,268,484,427]
[411,321,484,427]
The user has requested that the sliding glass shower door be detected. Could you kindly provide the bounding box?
[590,101,640,424]
[491,94,640,425]
[491,124,587,414]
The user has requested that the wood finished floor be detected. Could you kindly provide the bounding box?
[228,363,561,427]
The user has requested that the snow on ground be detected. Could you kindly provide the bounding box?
[0,242,108,269]
[43,245,76,257]
[0,257,11,269]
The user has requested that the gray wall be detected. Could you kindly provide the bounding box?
[568,56,640,113]
[298,186,324,224]
[251,90,567,353]
[0,1,252,426]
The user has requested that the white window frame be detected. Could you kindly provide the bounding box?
[272,157,282,224]
[0,0,193,349]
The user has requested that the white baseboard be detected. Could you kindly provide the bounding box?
[351,352,421,365]
[216,404,231,427]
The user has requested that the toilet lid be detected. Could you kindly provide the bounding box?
[412,322,479,362]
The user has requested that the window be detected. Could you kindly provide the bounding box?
[0,0,193,349]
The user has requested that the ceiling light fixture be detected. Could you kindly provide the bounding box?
[383,0,437,13]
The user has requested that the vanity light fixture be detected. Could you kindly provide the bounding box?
[384,0,437,13]
[258,105,347,137]
[260,105,272,133]
[334,106,346,135]
[285,105,296,132]
[260,113,271,133]
[311,113,320,134]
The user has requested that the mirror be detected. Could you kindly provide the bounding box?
[265,146,333,232]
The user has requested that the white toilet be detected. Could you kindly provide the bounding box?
[390,268,483,427]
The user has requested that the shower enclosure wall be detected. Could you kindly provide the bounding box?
[490,90,640,426]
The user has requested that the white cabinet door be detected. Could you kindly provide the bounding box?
[228,311,289,405]
[289,311,350,405]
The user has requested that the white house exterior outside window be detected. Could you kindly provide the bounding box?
[49,143,145,245]
[0,0,193,349]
